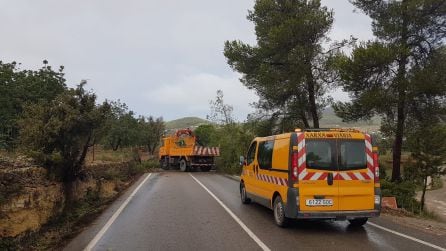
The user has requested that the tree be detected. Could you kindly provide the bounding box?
[207,90,234,125]
[333,0,446,181]
[194,124,218,146]
[406,124,446,211]
[224,0,337,128]
[18,83,110,200]
[103,100,140,151]
[0,60,66,149]
[139,116,165,155]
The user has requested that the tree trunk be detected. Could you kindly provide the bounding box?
[306,65,319,128]
[391,3,408,182]
[300,111,310,128]
[77,134,92,171]
[150,142,158,155]
[420,175,428,211]
[112,138,121,151]
[391,94,405,182]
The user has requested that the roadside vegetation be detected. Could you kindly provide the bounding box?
[0,60,164,249]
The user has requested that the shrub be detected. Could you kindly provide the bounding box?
[381,179,421,213]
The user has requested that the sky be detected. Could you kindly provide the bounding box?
[0,0,373,121]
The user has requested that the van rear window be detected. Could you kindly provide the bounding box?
[305,140,336,171]
[339,140,366,170]
[305,139,367,171]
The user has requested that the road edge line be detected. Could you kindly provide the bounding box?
[83,173,153,251]
[367,222,446,251]
[189,174,271,251]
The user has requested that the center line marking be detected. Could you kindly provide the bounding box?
[367,222,446,251]
[84,173,153,251]
[189,174,271,251]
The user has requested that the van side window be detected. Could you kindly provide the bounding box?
[246,142,257,165]
[258,140,274,169]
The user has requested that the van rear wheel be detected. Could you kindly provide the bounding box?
[240,183,251,204]
[273,196,289,227]
[348,217,368,227]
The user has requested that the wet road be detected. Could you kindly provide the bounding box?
[65,172,446,251]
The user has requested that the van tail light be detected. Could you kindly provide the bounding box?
[372,152,379,183]
[292,152,298,181]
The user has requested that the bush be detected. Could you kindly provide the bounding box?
[381,179,421,213]
[127,159,158,176]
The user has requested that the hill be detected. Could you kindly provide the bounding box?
[319,107,381,131]
[165,117,210,130]
[166,108,381,132]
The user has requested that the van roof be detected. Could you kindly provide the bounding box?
[253,128,365,141]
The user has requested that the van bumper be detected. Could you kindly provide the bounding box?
[284,187,381,220]
[295,210,380,220]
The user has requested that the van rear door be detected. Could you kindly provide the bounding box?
[298,134,339,212]
[337,136,375,211]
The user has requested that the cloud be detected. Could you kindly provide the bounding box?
[144,72,258,121]
[0,0,373,121]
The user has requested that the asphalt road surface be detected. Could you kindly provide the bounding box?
[65,172,446,251]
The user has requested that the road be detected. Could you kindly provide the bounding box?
[65,172,446,251]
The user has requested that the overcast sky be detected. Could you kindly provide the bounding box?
[0,0,373,121]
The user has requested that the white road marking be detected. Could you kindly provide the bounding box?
[189,174,271,251]
[83,173,153,251]
[367,222,446,251]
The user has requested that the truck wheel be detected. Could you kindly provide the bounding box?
[348,218,368,227]
[161,157,169,170]
[179,159,188,172]
[200,166,211,172]
[240,183,251,204]
[273,196,289,227]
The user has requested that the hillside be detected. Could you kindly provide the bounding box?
[165,108,381,131]
[165,117,210,130]
[319,107,381,131]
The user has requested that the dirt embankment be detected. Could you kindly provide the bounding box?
[0,161,133,239]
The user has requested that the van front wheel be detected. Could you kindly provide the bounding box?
[240,183,251,204]
[273,196,289,227]
[348,217,368,227]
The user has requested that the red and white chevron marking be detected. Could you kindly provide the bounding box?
[193,146,220,156]
[297,133,375,181]
[364,134,375,179]
[256,173,288,186]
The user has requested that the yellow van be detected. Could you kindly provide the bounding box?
[240,129,381,227]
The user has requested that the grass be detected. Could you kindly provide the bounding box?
[85,147,136,163]
[418,209,442,221]
[0,149,19,159]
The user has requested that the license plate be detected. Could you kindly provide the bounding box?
[305,199,333,206]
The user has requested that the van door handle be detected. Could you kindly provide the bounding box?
[327,173,333,186]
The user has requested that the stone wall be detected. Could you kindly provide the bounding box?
[0,162,132,238]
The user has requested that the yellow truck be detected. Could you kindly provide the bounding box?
[159,128,220,172]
